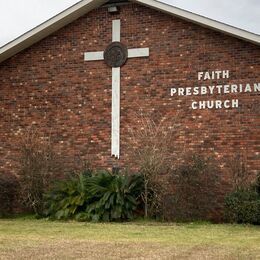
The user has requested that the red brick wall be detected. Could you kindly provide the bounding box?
[0,3,259,185]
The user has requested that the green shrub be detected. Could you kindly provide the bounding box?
[225,188,260,224]
[44,170,143,222]
[0,172,19,217]
[84,171,143,221]
[44,173,89,220]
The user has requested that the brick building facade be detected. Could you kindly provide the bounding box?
[0,0,259,217]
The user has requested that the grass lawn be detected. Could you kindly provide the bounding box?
[0,217,259,259]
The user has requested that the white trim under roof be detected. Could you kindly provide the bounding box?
[134,0,260,45]
[0,0,107,63]
[0,0,259,63]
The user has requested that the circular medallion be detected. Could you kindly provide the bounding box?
[104,42,128,68]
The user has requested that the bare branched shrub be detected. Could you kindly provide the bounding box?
[167,154,222,222]
[127,111,181,218]
[227,153,252,190]
[18,128,59,215]
[0,172,19,217]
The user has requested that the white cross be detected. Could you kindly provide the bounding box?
[84,19,149,159]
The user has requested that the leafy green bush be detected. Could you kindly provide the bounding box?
[0,172,19,217]
[44,170,143,222]
[225,188,260,224]
[84,171,143,221]
[44,173,88,220]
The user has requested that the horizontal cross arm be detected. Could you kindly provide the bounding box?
[84,51,104,61]
[128,48,149,58]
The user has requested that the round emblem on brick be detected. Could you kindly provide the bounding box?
[104,42,128,68]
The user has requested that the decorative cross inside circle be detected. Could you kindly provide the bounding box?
[84,20,150,159]
[104,42,128,68]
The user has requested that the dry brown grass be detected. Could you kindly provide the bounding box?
[0,218,259,259]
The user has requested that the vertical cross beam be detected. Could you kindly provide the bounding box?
[111,67,120,158]
[84,19,149,159]
[111,20,121,158]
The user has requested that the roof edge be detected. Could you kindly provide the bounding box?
[0,0,108,63]
[0,0,259,63]
[133,0,260,45]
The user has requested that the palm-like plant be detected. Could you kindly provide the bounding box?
[85,171,143,221]
[44,170,143,222]
[44,173,88,220]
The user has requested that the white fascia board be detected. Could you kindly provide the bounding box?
[0,0,108,63]
[0,0,259,64]
[133,0,260,46]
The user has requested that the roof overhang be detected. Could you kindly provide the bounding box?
[0,0,108,63]
[0,0,259,63]
[134,0,260,46]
